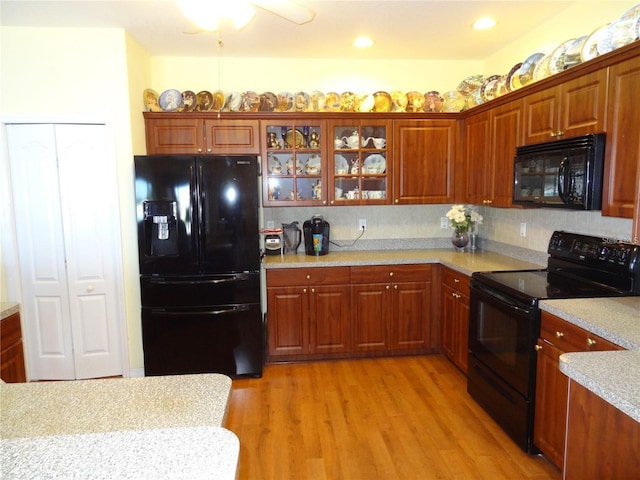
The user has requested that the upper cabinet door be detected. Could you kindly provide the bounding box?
[602,55,640,226]
[393,119,456,204]
[144,116,204,154]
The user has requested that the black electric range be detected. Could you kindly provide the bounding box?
[467,231,640,454]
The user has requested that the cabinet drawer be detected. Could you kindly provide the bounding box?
[267,267,351,287]
[0,313,22,350]
[540,311,622,352]
[350,264,432,284]
[441,267,470,296]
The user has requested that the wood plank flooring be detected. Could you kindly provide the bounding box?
[225,355,561,480]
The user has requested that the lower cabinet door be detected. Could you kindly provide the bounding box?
[266,286,309,357]
[309,285,351,354]
[390,281,431,350]
[351,284,391,351]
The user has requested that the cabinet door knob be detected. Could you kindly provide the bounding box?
[303,288,307,293]
[197,148,203,153]
[86,285,95,292]
[535,344,542,351]
[311,288,315,294]
[394,285,398,290]
[207,148,212,153]
[586,338,596,347]
[555,331,564,338]
[454,278,460,283]
[557,131,564,137]
[395,199,399,204]
[386,285,390,290]
[389,272,394,277]
[306,274,311,280]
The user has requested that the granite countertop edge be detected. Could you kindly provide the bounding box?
[560,350,640,423]
[0,302,20,320]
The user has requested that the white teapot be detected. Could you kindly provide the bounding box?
[342,131,360,149]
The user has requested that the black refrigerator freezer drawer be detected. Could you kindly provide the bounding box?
[142,303,263,378]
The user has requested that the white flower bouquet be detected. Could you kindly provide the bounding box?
[445,204,483,232]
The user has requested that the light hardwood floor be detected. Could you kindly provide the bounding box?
[225,355,561,480]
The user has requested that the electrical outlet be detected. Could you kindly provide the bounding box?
[359,219,367,231]
[520,222,527,237]
[266,220,275,229]
[440,217,449,229]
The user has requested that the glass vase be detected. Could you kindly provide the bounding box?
[451,230,469,251]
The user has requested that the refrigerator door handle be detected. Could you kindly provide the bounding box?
[151,305,250,316]
[146,273,251,285]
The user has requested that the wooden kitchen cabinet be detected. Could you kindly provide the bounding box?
[143,113,260,154]
[328,119,391,205]
[392,119,456,204]
[266,267,351,361]
[533,311,622,470]
[351,264,432,353]
[440,267,470,374]
[523,68,607,145]
[563,380,640,480]
[1,312,27,383]
[261,118,327,206]
[602,54,640,231]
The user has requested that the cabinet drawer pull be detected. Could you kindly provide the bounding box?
[389,272,394,277]
[306,274,311,280]
[586,338,597,347]
[454,278,460,283]
[555,331,564,338]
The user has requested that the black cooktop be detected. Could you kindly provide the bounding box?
[472,269,632,306]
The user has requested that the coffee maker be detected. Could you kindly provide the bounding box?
[303,216,330,256]
[282,221,302,254]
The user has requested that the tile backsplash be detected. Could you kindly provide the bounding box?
[264,204,633,255]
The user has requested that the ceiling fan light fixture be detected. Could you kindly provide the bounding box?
[354,35,374,48]
[473,17,496,30]
[177,0,255,31]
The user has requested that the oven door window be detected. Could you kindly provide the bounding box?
[469,287,539,398]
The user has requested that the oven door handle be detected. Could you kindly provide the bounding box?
[150,305,250,316]
[146,274,250,285]
[476,285,533,315]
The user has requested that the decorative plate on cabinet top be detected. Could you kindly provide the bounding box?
[479,75,500,102]
[224,91,242,111]
[610,16,640,49]
[143,88,162,112]
[562,35,588,70]
[465,89,483,109]
[581,24,609,61]
[506,63,523,91]
[195,91,213,111]
[456,75,485,96]
[441,90,465,112]
[532,54,551,81]
[390,91,408,112]
[294,91,310,112]
[180,90,196,112]
[275,92,294,112]
[424,91,443,112]
[159,89,183,111]
[358,93,374,112]
[548,38,575,75]
[241,91,260,112]
[406,91,426,112]
[517,52,544,86]
[340,92,357,112]
[309,90,326,112]
[259,91,277,111]
[211,90,225,111]
[596,23,616,56]
[324,92,341,111]
[372,91,392,112]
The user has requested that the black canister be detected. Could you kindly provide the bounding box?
[303,215,330,256]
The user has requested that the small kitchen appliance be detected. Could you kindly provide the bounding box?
[264,233,282,255]
[303,215,330,256]
[282,221,302,254]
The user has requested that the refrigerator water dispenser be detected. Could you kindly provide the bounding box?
[143,201,178,256]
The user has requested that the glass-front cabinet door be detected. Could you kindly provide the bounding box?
[329,120,390,205]
[262,119,326,206]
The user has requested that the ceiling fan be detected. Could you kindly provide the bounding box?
[178,0,316,33]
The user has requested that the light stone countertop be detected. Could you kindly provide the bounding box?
[1,373,232,439]
[560,350,640,423]
[0,302,20,320]
[1,425,239,480]
[263,249,542,276]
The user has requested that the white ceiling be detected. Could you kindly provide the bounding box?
[0,0,611,59]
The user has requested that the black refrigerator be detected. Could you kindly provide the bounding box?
[134,154,263,378]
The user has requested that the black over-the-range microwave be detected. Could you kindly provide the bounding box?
[513,133,605,210]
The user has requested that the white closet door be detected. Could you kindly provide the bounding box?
[55,124,122,379]
[7,123,123,380]
[7,124,76,379]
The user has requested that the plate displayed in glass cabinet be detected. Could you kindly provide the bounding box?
[285,129,305,149]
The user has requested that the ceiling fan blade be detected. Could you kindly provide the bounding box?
[251,0,316,25]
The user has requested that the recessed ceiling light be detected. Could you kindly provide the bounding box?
[473,17,496,30]
[354,35,374,48]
